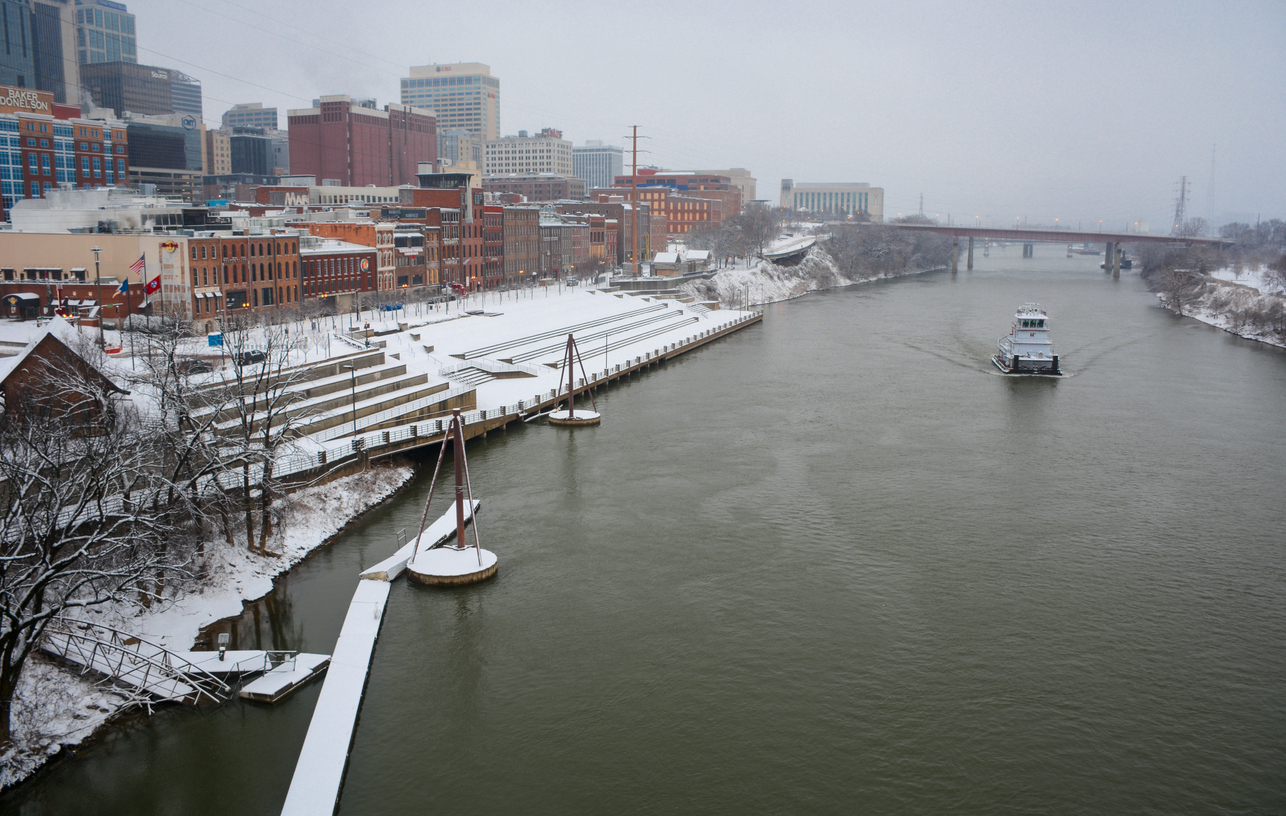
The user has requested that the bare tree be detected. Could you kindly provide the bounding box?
[211,316,319,556]
[0,357,191,747]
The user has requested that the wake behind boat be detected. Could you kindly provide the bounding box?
[993,304,1062,375]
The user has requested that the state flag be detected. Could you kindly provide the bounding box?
[145,275,161,295]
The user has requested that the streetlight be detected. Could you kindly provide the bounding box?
[342,363,358,441]
[92,245,103,349]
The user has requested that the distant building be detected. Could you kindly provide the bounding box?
[573,141,623,191]
[780,180,883,221]
[73,0,137,65]
[222,103,278,130]
[612,169,742,220]
[697,168,756,205]
[1,1,78,104]
[439,128,480,167]
[80,61,186,117]
[482,174,585,202]
[484,128,572,176]
[400,62,499,142]
[0,86,129,221]
[124,112,205,199]
[287,95,436,188]
[168,71,202,119]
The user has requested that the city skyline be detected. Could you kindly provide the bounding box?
[97,0,1286,231]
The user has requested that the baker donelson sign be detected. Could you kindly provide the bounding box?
[0,87,52,114]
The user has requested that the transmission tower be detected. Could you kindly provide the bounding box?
[1171,176,1189,234]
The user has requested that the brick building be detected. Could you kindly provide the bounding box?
[1,86,129,221]
[287,96,436,188]
[613,169,742,221]
[186,230,302,331]
[501,205,539,287]
[482,173,586,202]
[299,235,377,313]
[295,221,395,292]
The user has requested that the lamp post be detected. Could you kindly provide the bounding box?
[92,245,103,349]
[342,363,358,440]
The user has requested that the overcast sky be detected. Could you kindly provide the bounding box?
[131,0,1283,232]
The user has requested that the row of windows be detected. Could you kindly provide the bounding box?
[401,75,498,89]
[190,240,300,260]
[193,262,297,288]
[77,6,136,35]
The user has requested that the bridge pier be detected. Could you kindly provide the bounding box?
[951,236,959,274]
[967,236,974,270]
[1113,244,1122,278]
[1022,243,1034,258]
[1104,242,1114,273]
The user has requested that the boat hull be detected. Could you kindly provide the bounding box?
[992,354,1061,375]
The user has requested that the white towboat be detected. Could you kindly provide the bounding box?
[993,304,1062,375]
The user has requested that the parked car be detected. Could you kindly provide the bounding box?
[567,276,580,287]
[176,358,213,375]
[234,349,267,366]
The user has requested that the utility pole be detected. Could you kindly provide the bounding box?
[918,193,923,218]
[630,125,641,279]
[92,246,103,349]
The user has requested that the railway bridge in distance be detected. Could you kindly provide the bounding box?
[892,224,1226,278]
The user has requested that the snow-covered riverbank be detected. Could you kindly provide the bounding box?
[678,246,941,306]
[2,462,413,788]
[1160,264,1286,348]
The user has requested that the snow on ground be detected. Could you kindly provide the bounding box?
[1162,264,1286,348]
[0,280,758,786]
[1208,263,1284,295]
[2,463,413,787]
[680,246,903,307]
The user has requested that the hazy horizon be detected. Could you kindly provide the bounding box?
[132,0,1284,232]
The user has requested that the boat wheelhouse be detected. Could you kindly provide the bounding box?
[993,304,1061,375]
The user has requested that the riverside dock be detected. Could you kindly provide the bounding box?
[279,500,478,815]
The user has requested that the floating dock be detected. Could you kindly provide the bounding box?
[279,579,390,816]
[239,654,331,703]
[280,500,477,815]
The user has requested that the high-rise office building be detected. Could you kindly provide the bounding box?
[0,1,81,105]
[573,141,623,191]
[0,0,37,92]
[400,62,499,142]
[222,102,278,130]
[79,60,170,116]
[74,0,136,65]
[168,70,201,119]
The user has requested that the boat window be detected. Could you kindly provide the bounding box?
[1035,320,1044,327]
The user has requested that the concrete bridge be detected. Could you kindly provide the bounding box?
[893,224,1225,278]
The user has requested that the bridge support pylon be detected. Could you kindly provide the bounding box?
[1113,244,1122,278]
[1022,243,1034,258]
[951,236,959,274]
[1104,242,1115,274]
[967,237,974,270]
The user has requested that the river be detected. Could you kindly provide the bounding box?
[5,246,1285,815]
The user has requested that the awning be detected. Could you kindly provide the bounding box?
[4,293,40,303]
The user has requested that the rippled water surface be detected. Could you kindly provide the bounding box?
[6,249,1286,815]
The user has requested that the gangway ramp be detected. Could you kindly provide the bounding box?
[41,620,232,706]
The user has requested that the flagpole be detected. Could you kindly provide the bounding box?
[128,259,136,370]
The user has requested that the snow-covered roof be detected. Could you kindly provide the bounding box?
[653,252,679,264]
[0,317,94,387]
[686,250,711,261]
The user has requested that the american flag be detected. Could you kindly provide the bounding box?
[128,254,145,274]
